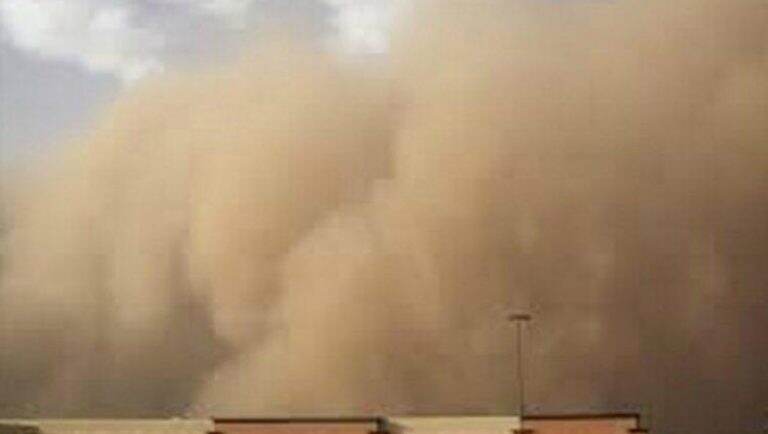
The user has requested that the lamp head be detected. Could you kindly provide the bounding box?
[508,313,532,322]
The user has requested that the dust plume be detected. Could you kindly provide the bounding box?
[1,1,767,433]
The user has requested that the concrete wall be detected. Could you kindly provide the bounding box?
[0,420,214,434]
[0,424,41,434]
[523,416,639,434]
[0,415,647,434]
[389,417,521,434]
[214,420,380,434]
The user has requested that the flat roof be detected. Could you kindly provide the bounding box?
[214,418,382,425]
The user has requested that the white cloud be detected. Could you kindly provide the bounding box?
[198,0,252,21]
[158,0,254,26]
[0,0,256,83]
[323,0,395,54]
[0,0,400,83]
[0,0,163,82]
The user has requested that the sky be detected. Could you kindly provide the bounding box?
[0,0,393,163]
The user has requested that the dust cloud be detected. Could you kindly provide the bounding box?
[1,1,767,433]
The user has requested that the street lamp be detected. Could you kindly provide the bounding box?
[508,313,533,434]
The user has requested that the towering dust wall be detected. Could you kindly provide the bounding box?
[0,1,767,433]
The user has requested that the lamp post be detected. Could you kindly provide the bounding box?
[508,313,533,433]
